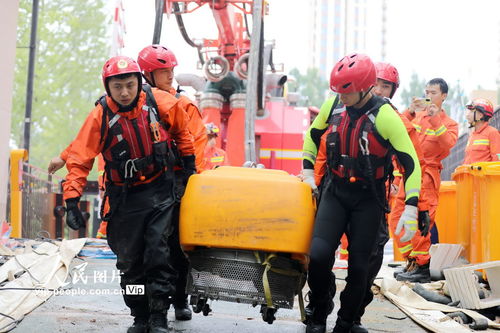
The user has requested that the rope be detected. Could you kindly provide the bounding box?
[124,159,139,179]
[260,252,306,321]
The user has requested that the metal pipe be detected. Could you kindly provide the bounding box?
[23,0,40,155]
[244,0,262,163]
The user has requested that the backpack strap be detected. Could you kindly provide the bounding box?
[98,96,109,146]
[142,84,159,113]
[326,95,341,124]
[326,96,345,133]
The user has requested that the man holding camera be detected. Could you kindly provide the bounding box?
[394,78,458,282]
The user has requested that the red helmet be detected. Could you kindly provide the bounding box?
[137,45,178,73]
[466,98,494,119]
[102,56,141,85]
[330,53,376,94]
[375,62,400,88]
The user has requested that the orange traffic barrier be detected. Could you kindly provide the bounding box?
[471,162,500,262]
[434,181,457,244]
[452,165,478,262]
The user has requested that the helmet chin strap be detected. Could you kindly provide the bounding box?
[355,86,373,106]
[144,72,156,87]
[469,110,480,128]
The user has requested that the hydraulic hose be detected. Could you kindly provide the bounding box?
[173,2,205,65]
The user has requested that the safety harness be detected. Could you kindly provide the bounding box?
[98,84,175,220]
[325,96,393,212]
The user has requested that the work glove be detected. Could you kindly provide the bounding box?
[181,155,197,185]
[395,205,418,243]
[418,210,431,237]
[301,169,319,198]
[65,197,86,230]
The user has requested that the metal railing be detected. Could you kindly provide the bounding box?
[20,162,62,239]
[8,154,98,240]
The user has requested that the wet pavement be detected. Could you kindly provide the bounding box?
[12,255,428,333]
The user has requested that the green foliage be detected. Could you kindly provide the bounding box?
[288,67,329,108]
[399,72,427,109]
[13,0,110,178]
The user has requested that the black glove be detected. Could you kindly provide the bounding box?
[65,197,86,230]
[418,210,430,237]
[181,155,197,184]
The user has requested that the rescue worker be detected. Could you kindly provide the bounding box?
[203,123,229,169]
[307,61,430,333]
[137,44,208,321]
[48,45,208,241]
[301,53,421,333]
[62,55,195,333]
[463,98,500,164]
[137,44,208,172]
[394,78,458,282]
[351,62,431,332]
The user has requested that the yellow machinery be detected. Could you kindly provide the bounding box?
[180,166,315,323]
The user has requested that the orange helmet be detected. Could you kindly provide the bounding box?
[466,98,494,120]
[205,123,220,136]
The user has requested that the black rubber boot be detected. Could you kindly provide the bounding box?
[393,258,415,278]
[396,262,430,283]
[304,293,314,321]
[306,321,327,333]
[305,297,331,333]
[174,296,192,321]
[304,272,336,325]
[149,313,169,333]
[304,291,335,325]
[126,316,148,333]
[350,321,368,333]
[332,317,353,333]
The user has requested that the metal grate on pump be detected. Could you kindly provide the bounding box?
[187,248,305,309]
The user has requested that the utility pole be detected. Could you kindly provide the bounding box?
[244,0,263,163]
[381,0,387,61]
[343,0,348,54]
[23,0,40,156]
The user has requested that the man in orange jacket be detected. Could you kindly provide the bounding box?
[49,45,208,245]
[138,45,207,172]
[63,56,194,333]
[395,78,458,282]
[137,44,208,321]
[203,123,229,169]
[463,98,500,164]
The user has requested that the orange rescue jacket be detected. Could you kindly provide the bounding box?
[203,146,229,169]
[463,123,500,164]
[404,109,458,193]
[169,88,208,172]
[60,146,106,191]
[63,89,194,200]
